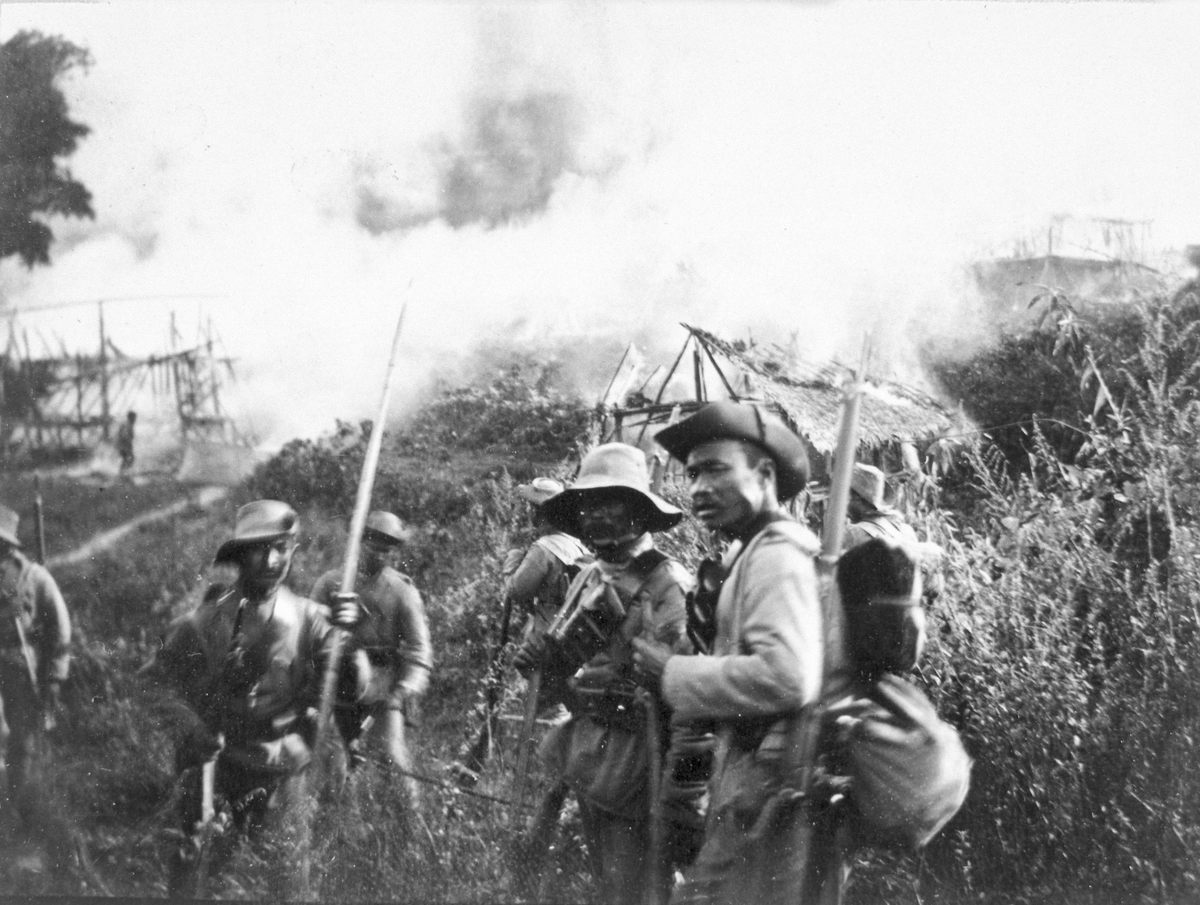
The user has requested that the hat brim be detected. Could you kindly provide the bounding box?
[515,485,558,507]
[656,405,810,501]
[540,482,682,537]
[0,528,21,549]
[363,527,411,547]
[214,531,292,564]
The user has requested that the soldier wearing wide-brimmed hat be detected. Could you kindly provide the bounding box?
[144,499,367,899]
[513,443,700,905]
[845,462,917,548]
[632,400,828,905]
[0,502,70,823]
[310,509,431,801]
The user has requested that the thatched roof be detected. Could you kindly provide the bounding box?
[606,324,962,459]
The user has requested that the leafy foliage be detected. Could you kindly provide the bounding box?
[398,358,592,462]
[0,30,94,267]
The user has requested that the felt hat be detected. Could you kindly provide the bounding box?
[214,500,299,563]
[851,463,887,510]
[363,510,411,546]
[539,443,682,536]
[654,400,810,501]
[0,505,21,549]
[515,477,565,507]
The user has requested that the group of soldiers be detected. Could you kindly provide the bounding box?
[0,397,926,904]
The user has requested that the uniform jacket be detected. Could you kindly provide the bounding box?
[539,535,692,818]
[0,550,70,685]
[661,518,824,817]
[148,584,338,770]
[505,532,591,638]
[311,565,432,704]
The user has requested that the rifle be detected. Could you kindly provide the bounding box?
[192,732,225,898]
[643,689,667,905]
[16,474,53,731]
[511,667,541,812]
[745,343,867,905]
[464,590,516,773]
[34,473,47,566]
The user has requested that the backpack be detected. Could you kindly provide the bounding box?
[742,525,968,852]
[831,538,970,850]
[836,536,927,678]
[825,673,972,850]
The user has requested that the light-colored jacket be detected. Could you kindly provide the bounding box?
[311,565,432,703]
[661,519,824,816]
[0,550,70,685]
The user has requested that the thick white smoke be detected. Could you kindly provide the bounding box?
[2,2,1199,445]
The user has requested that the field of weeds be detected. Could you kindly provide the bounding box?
[2,318,1199,904]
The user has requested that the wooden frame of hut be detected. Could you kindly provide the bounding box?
[0,306,245,461]
[597,323,964,505]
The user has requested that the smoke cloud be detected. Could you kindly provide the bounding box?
[2,2,1199,447]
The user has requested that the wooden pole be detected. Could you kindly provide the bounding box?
[313,300,410,753]
[98,301,111,441]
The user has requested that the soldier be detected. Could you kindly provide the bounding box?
[142,499,367,899]
[452,477,590,787]
[844,463,918,548]
[115,411,137,474]
[504,478,592,650]
[0,503,70,825]
[514,443,697,905]
[633,401,833,905]
[309,510,432,802]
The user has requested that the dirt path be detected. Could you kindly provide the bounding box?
[46,485,230,569]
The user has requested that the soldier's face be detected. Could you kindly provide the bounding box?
[685,439,772,534]
[240,537,295,597]
[578,496,643,555]
[359,535,392,576]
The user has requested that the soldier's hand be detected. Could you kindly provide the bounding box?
[512,638,545,677]
[43,682,62,733]
[631,637,673,693]
[332,591,362,628]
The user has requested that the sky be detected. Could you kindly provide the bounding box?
[2,0,1199,446]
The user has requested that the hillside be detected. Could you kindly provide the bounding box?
[1,327,1198,904]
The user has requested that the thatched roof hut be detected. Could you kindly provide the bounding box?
[598,323,967,484]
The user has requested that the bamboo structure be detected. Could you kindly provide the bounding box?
[601,323,963,487]
[0,304,244,460]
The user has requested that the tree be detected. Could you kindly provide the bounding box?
[0,30,94,268]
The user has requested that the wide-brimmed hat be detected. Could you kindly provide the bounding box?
[215,500,299,563]
[515,477,565,507]
[363,509,411,546]
[654,401,810,501]
[539,443,682,536]
[0,505,21,549]
[851,463,887,510]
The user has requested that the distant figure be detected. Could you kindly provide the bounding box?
[844,463,918,548]
[0,503,70,826]
[116,411,137,473]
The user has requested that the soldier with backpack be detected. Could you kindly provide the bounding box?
[450,477,590,787]
[632,401,830,905]
[512,444,701,905]
[637,404,971,904]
